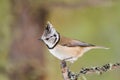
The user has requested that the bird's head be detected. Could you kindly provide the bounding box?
[39,21,60,49]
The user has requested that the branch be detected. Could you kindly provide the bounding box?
[60,60,120,80]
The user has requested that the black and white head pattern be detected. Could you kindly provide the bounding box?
[41,22,60,49]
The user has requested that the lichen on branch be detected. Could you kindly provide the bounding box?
[60,60,120,80]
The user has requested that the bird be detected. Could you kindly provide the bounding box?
[39,22,109,63]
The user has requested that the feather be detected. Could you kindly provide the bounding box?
[59,36,95,47]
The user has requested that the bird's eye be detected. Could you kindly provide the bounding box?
[45,38,49,40]
[53,34,56,37]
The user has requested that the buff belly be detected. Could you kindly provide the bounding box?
[48,45,85,63]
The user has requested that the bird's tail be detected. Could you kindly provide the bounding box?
[82,46,109,53]
[91,46,109,49]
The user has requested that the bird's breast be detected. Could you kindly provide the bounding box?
[48,45,83,61]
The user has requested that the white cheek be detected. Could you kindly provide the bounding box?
[49,39,53,43]
[44,40,54,48]
[49,37,56,43]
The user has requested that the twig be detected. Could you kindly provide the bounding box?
[61,60,70,80]
[60,61,120,80]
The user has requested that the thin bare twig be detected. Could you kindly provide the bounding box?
[60,61,120,80]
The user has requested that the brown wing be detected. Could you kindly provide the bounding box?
[59,36,95,47]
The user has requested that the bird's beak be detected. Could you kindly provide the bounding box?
[38,38,42,41]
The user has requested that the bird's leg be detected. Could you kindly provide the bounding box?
[63,57,73,68]
[61,60,67,68]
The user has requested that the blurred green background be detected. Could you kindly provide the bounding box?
[0,0,120,80]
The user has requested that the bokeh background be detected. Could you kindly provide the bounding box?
[0,0,120,80]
